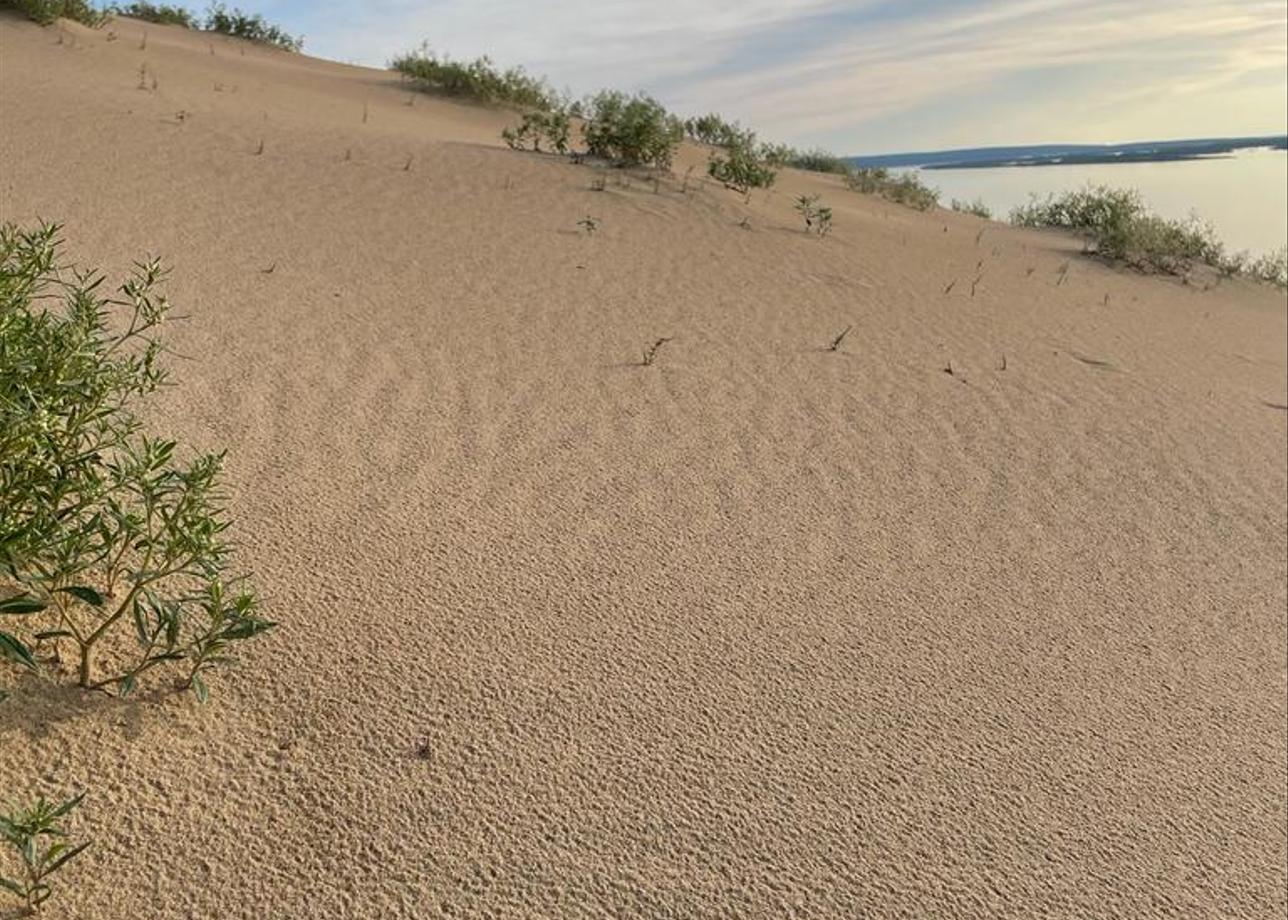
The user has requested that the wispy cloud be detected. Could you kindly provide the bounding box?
[274,0,1287,152]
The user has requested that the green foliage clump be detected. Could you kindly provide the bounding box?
[795,194,833,236]
[1246,247,1288,288]
[392,45,557,111]
[684,113,749,149]
[203,3,300,51]
[0,793,88,913]
[0,224,274,700]
[756,143,795,168]
[707,141,778,195]
[582,90,684,169]
[845,166,939,210]
[786,148,851,175]
[582,91,682,169]
[114,1,195,26]
[1,0,107,26]
[501,109,571,154]
[1010,185,1235,276]
[951,198,992,219]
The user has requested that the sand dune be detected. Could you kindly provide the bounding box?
[2,13,1286,919]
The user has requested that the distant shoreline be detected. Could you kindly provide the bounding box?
[925,146,1284,170]
[850,135,1288,171]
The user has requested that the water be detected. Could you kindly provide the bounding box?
[917,147,1287,256]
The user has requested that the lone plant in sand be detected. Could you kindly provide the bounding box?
[795,195,833,236]
[577,215,599,235]
[827,325,852,352]
[501,109,571,155]
[641,337,673,366]
[0,223,274,702]
[0,792,89,914]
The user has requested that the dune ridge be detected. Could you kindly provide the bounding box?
[2,14,1286,919]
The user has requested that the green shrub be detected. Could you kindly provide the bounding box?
[684,113,749,149]
[392,45,557,111]
[787,148,851,175]
[0,793,88,913]
[845,167,939,210]
[951,198,992,219]
[0,224,274,700]
[1009,185,1236,276]
[1,0,107,26]
[114,1,195,26]
[203,3,300,51]
[794,194,833,236]
[707,135,777,195]
[502,109,571,154]
[757,143,795,168]
[582,90,683,169]
[1247,247,1288,288]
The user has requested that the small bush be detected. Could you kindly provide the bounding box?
[0,224,274,700]
[1009,185,1236,276]
[795,194,833,236]
[845,167,939,210]
[114,1,194,26]
[684,113,749,149]
[582,90,683,169]
[392,45,557,111]
[0,793,89,913]
[2,0,107,26]
[502,109,570,154]
[951,198,992,219]
[757,143,795,168]
[203,3,300,51]
[788,148,851,175]
[707,135,777,195]
[1247,247,1288,288]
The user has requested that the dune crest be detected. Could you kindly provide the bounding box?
[2,13,1285,919]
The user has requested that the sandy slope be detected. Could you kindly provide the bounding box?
[1,13,1285,920]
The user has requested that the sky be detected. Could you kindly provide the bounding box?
[259,0,1288,155]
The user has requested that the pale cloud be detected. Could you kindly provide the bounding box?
[278,0,1288,152]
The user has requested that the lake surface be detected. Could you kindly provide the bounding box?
[917,147,1287,256]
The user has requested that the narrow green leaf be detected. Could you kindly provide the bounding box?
[48,793,85,820]
[0,595,45,615]
[33,630,74,641]
[119,674,136,698]
[55,585,105,608]
[0,875,25,896]
[0,633,37,671]
[46,840,89,874]
[191,673,209,704]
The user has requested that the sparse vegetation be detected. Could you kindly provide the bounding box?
[2,0,107,26]
[392,45,558,111]
[114,1,194,26]
[577,215,599,235]
[684,113,747,149]
[951,198,992,219]
[0,223,274,700]
[582,90,684,169]
[502,109,571,155]
[845,167,939,210]
[787,148,851,175]
[795,194,833,236]
[1009,185,1284,282]
[641,337,673,366]
[827,325,852,352]
[707,133,777,195]
[0,793,89,914]
[202,3,300,51]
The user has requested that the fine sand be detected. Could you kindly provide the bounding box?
[1,14,1286,920]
